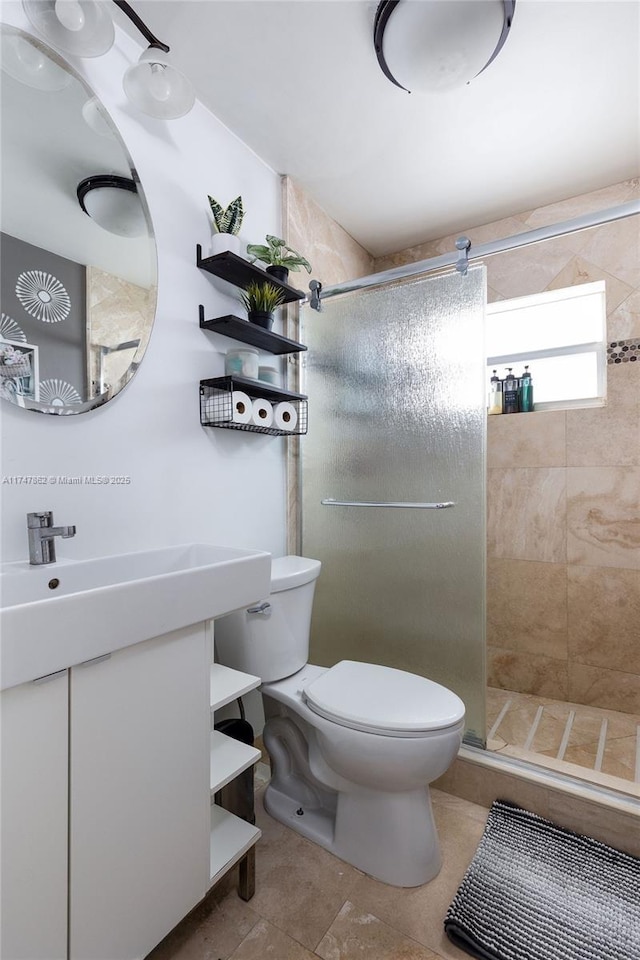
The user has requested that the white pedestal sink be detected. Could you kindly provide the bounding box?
[0,543,271,690]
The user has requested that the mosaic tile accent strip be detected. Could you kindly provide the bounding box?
[608,339,639,364]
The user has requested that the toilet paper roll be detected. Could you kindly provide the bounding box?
[251,397,274,427]
[231,391,252,424]
[273,401,298,432]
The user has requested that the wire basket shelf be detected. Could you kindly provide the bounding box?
[200,377,308,436]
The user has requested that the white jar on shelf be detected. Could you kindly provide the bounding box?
[258,364,281,387]
[225,348,259,380]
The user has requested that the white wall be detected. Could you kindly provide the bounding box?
[0,3,287,565]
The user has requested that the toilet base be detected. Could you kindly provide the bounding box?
[261,700,448,887]
[263,783,335,850]
[335,786,442,887]
[263,779,442,888]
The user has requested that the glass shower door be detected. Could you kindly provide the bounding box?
[300,266,487,745]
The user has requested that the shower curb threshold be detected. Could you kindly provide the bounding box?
[459,745,640,817]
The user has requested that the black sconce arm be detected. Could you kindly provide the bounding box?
[111,0,170,53]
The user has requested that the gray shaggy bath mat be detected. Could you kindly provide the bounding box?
[444,799,640,960]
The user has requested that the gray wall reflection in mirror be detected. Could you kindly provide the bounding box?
[0,25,157,415]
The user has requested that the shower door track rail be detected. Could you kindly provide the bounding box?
[321,498,455,509]
[314,199,640,303]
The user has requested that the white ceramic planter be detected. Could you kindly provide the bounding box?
[210,233,241,256]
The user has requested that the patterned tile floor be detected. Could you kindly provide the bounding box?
[487,686,640,799]
[146,777,487,960]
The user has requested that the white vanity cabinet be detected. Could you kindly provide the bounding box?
[0,621,264,960]
[1,625,211,960]
[0,541,271,958]
[1,670,69,960]
[69,625,211,960]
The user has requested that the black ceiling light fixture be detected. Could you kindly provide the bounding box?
[374,0,516,94]
[22,0,195,118]
[77,174,147,238]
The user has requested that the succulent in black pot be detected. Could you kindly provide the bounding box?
[239,281,286,330]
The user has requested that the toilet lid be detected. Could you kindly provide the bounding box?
[302,660,465,736]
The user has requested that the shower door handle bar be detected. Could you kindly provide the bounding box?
[321,499,455,509]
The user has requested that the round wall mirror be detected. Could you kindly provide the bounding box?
[0,24,157,415]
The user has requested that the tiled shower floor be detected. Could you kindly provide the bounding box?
[487,686,640,798]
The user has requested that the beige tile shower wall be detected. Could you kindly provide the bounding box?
[374,179,640,715]
[282,177,374,287]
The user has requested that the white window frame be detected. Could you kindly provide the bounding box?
[486,281,607,412]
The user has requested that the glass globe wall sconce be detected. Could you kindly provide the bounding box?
[23,0,195,118]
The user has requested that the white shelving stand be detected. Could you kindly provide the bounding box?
[209,661,262,894]
[209,805,261,888]
[210,663,261,710]
[210,731,261,796]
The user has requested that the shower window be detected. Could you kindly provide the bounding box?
[486,280,607,409]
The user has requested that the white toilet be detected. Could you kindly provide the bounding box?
[214,556,465,887]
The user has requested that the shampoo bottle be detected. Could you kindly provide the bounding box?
[503,368,519,414]
[488,369,503,415]
[519,365,534,412]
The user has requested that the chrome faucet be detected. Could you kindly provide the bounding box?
[27,511,76,565]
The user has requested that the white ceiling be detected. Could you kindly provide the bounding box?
[122,0,640,257]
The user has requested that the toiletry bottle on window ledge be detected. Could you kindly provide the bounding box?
[519,365,533,412]
[488,369,503,415]
[503,368,519,414]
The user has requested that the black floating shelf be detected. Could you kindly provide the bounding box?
[196,245,305,304]
[199,308,307,355]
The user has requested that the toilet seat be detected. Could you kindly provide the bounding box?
[302,660,465,737]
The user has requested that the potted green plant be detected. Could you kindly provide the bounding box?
[246,234,311,284]
[240,281,286,330]
[208,195,244,255]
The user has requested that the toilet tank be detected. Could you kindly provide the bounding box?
[214,556,321,682]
